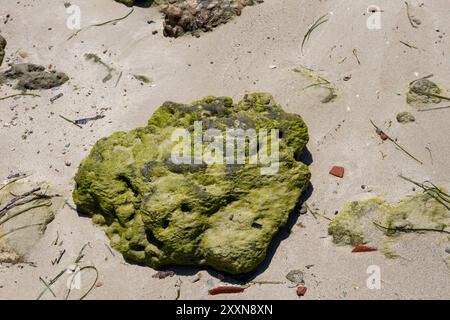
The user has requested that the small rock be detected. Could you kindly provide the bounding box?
[396,112,415,124]
[65,160,71,167]
[299,205,307,215]
[296,286,307,297]
[286,270,304,285]
[190,272,202,283]
[445,247,450,254]
[152,271,175,279]
[329,166,345,178]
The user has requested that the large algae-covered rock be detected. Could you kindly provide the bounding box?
[73,93,311,274]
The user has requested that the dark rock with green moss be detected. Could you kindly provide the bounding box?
[73,93,311,274]
[1,63,69,90]
[0,35,6,67]
[113,0,262,37]
[396,112,415,124]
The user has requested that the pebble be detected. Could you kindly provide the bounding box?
[299,206,307,215]
[445,247,450,254]
[65,160,72,167]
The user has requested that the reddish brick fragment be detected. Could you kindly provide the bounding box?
[352,245,378,253]
[329,166,345,178]
[208,286,245,295]
[379,131,389,141]
[296,286,307,297]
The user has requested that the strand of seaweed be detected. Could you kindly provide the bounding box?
[37,243,99,300]
[373,221,450,235]
[301,14,328,52]
[399,175,450,211]
[67,9,134,41]
[0,93,41,101]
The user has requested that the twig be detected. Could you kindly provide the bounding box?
[418,105,450,112]
[249,281,286,285]
[370,120,423,165]
[304,203,332,221]
[59,115,83,129]
[52,249,66,265]
[74,114,105,125]
[0,201,52,226]
[0,188,57,218]
[373,221,450,235]
[399,40,418,49]
[39,277,57,298]
[0,93,40,101]
[0,174,29,192]
[114,71,123,88]
[301,14,328,52]
[68,9,134,41]
[352,49,361,65]
[36,270,66,300]
[425,146,433,164]
[75,242,91,264]
[37,242,97,300]
[0,187,41,215]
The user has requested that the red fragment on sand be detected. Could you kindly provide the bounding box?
[296,286,307,297]
[208,286,245,295]
[352,245,378,253]
[379,131,389,141]
[329,166,345,178]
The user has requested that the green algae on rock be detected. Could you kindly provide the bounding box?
[328,193,450,256]
[73,93,311,274]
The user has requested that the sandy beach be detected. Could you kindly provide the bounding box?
[0,0,449,299]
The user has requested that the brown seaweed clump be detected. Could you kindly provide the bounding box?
[1,63,69,90]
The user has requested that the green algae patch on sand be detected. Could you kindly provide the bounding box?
[406,77,450,107]
[73,93,311,274]
[328,193,450,256]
